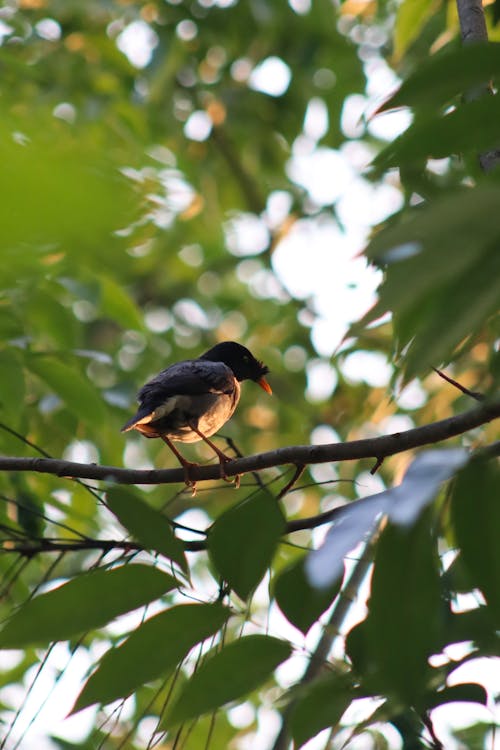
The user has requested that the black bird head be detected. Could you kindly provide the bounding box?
[200,341,272,393]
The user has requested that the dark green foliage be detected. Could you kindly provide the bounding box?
[162,635,292,728]
[208,489,285,600]
[73,603,230,712]
[274,555,342,633]
[0,565,177,647]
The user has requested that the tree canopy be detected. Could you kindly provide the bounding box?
[0,1,499,749]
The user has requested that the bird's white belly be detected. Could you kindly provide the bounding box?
[169,390,239,443]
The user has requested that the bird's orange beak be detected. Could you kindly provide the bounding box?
[257,377,272,395]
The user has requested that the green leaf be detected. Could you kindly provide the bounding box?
[25,286,78,349]
[375,95,500,169]
[354,186,500,379]
[365,509,442,704]
[365,187,500,309]
[450,459,500,626]
[393,0,438,63]
[72,603,230,713]
[208,489,285,600]
[289,674,352,748]
[98,275,143,330]
[379,42,500,113]
[275,557,342,634]
[0,350,25,425]
[0,565,177,648]
[402,248,500,379]
[0,118,135,251]
[163,635,291,728]
[426,683,488,710]
[106,486,187,573]
[28,355,106,426]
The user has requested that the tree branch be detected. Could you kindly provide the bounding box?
[456,0,500,172]
[0,399,498,485]
[457,0,488,43]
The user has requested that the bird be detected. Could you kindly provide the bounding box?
[121,341,272,490]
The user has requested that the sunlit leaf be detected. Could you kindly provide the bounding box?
[393,0,439,63]
[0,565,177,648]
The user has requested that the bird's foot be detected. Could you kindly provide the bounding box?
[217,455,240,488]
[182,461,199,496]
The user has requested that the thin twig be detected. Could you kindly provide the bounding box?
[276,464,306,500]
[432,367,484,401]
[370,456,384,475]
[1,504,345,557]
[422,711,444,750]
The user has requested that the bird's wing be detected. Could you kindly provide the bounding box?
[121,360,235,432]
[138,360,235,401]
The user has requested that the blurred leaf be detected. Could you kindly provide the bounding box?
[364,187,500,303]
[386,449,468,525]
[345,619,371,680]
[208,489,285,600]
[304,496,384,590]
[450,459,500,625]
[0,565,177,648]
[354,186,500,379]
[98,275,144,330]
[275,556,342,634]
[379,42,500,112]
[401,249,500,379]
[365,509,442,704]
[0,350,25,425]
[426,683,488,710]
[72,603,230,713]
[289,673,352,748]
[451,720,498,749]
[163,635,291,728]
[0,119,135,251]
[0,308,23,339]
[393,0,440,63]
[375,95,500,169]
[306,450,466,589]
[106,486,187,573]
[28,355,106,426]
[25,287,79,350]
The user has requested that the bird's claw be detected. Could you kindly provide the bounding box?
[182,462,198,496]
[218,456,240,488]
